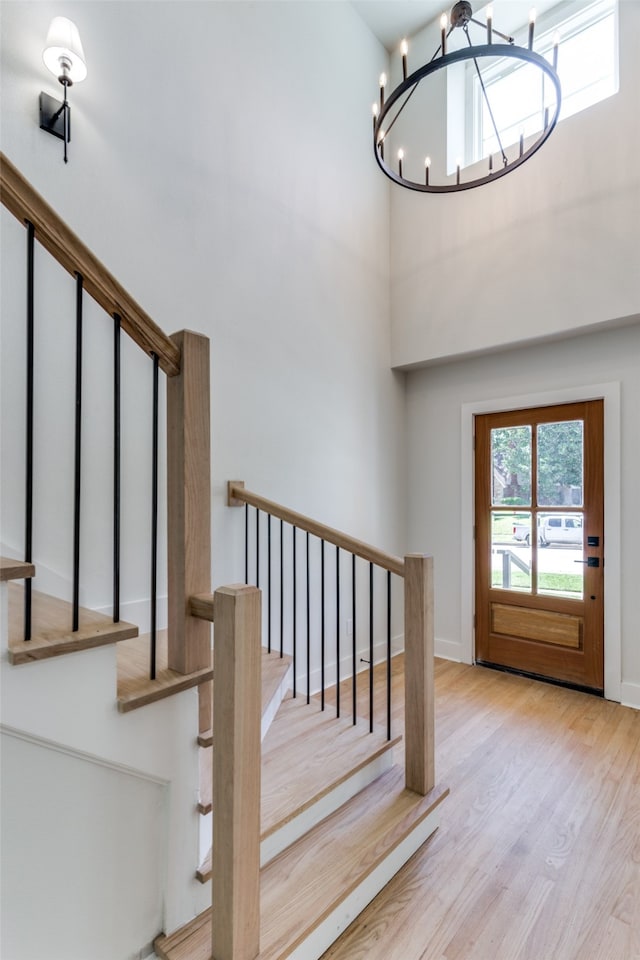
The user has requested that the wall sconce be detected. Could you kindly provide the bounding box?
[39,17,87,163]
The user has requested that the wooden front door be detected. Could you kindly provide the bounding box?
[475,400,604,692]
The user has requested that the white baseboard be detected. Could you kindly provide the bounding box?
[620,682,640,710]
[434,637,464,662]
[304,634,404,698]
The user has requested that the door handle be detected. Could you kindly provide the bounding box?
[574,557,600,567]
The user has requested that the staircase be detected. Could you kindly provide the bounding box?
[156,657,447,960]
[150,574,447,960]
[1,154,447,960]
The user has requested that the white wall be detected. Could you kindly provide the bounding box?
[0,0,402,601]
[0,3,399,957]
[390,0,640,367]
[405,322,640,704]
[1,725,167,960]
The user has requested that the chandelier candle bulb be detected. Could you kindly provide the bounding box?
[401,39,408,80]
[489,153,493,173]
[544,106,549,129]
[425,156,431,186]
[487,5,493,43]
[528,8,536,50]
[379,73,386,110]
[553,32,560,71]
[456,160,461,185]
[519,131,524,156]
[372,102,379,130]
[441,13,448,56]
[398,148,404,177]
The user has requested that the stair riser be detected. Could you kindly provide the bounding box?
[284,807,441,960]
[261,664,293,741]
[260,749,395,868]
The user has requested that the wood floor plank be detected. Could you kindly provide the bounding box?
[159,657,640,960]
[321,658,640,960]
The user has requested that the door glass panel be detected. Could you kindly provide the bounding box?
[491,426,531,506]
[537,420,584,506]
[491,511,531,592]
[538,512,584,599]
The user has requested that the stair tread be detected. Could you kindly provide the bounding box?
[116,630,213,713]
[8,583,137,664]
[196,698,400,878]
[261,698,402,838]
[1,556,35,582]
[156,767,449,960]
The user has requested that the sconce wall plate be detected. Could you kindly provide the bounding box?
[39,91,71,142]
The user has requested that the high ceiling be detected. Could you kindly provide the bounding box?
[352,0,563,51]
[351,1,446,51]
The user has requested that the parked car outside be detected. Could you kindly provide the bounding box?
[512,515,583,546]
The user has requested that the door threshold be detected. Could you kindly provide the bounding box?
[475,660,604,698]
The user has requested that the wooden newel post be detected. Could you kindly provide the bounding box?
[212,584,261,960]
[403,554,435,796]
[167,329,211,674]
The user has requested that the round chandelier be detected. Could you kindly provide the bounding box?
[373,1,562,192]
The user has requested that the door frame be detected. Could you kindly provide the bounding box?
[460,381,621,702]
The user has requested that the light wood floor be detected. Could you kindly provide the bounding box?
[320,657,640,960]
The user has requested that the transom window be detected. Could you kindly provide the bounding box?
[464,0,618,168]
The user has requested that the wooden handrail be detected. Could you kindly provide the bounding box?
[228,481,405,578]
[0,152,180,377]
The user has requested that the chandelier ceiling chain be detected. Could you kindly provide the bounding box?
[373,1,562,193]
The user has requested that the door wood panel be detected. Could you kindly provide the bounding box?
[475,400,604,691]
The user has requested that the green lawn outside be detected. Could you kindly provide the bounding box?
[492,570,583,595]
[492,513,527,538]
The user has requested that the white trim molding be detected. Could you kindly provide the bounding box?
[461,381,621,703]
[620,683,640,711]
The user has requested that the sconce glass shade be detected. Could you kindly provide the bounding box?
[43,17,87,83]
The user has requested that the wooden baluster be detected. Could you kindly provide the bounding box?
[167,329,211,674]
[212,584,261,960]
[403,554,435,795]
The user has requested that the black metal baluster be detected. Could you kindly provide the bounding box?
[24,222,35,642]
[336,545,340,718]
[321,539,325,711]
[72,273,84,632]
[387,570,392,741]
[292,525,297,698]
[113,314,121,622]
[150,353,159,680]
[352,553,357,725]
[256,507,260,586]
[244,503,248,584]
[279,518,284,657]
[306,531,310,705]
[369,562,374,733]
[267,513,272,653]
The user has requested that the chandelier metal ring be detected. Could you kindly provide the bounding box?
[374,44,562,193]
